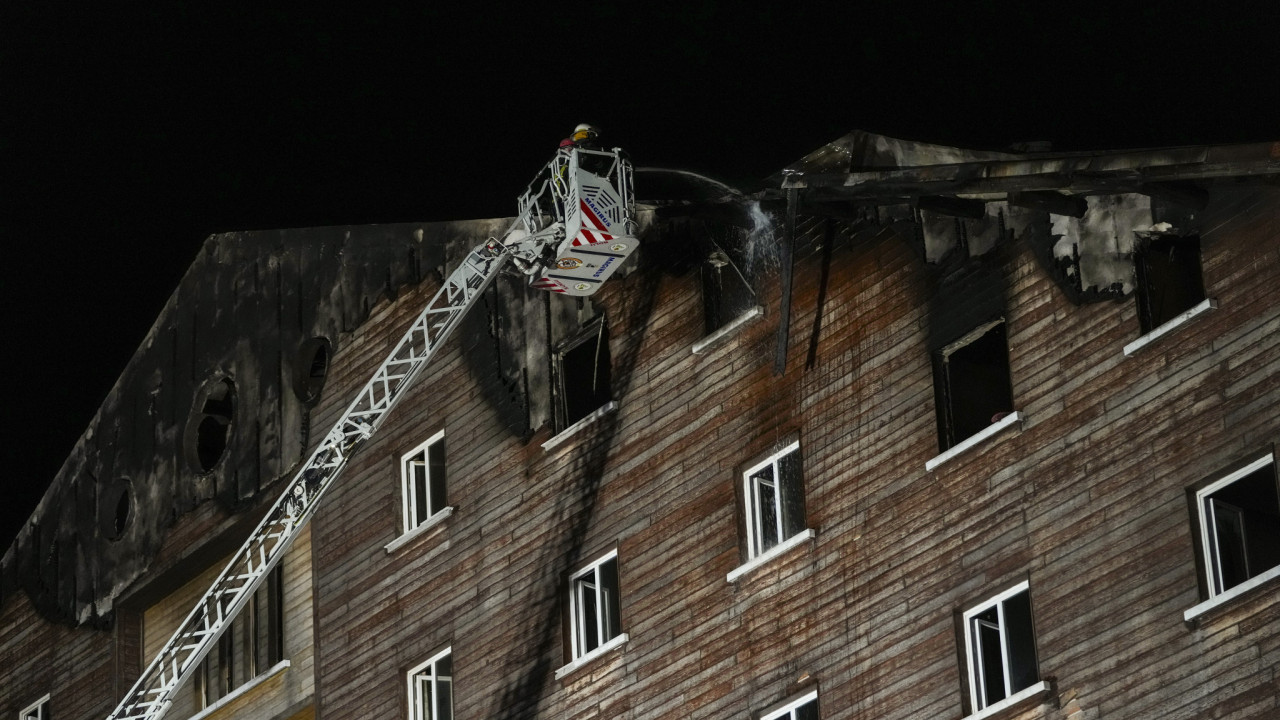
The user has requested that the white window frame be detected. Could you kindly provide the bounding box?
[743,441,804,560]
[568,550,622,662]
[19,695,49,720]
[401,430,447,534]
[961,581,1045,717]
[406,647,452,720]
[1187,450,1280,602]
[760,689,819,720]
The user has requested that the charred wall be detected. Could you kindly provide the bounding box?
[0,219,508,626]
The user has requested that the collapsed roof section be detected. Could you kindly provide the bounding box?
[771,130,1280,302]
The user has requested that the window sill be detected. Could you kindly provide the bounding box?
[186,660,291,720]
[1123,298,1218,356]
[384,507,454,554]
[554,632,629,680]
[926,411,1024,472]
[542,401,619,451]
[965,680,1051,720]
[727,529,816,583]
[1184,563,1280,624]
[692,305,764,354]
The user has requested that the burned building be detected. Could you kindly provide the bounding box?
[3,131,1280,720]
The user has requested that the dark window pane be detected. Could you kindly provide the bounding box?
[559,322,612,428]
[413,460,429,524]
[1136,235,1204,332]
[436,659,453,720]
[579,575,600,652]
[795,698,820,720]
[1003,590,1039,694]
[973,608,1005,707]
[1210,499,1250,592]
[754,471,779,552]
[779,450,806,539]
[598,557,621,643]
[428,440,447,515]
[944,323,1013,447]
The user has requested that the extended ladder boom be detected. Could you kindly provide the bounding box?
[108,146,636,720]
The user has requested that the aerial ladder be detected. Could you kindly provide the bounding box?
[107,143,637,720]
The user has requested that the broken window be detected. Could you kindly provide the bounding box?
[1134,234,1205,333]
[401,431,447,534]
[932,320,1015,452]
[742,442,807,561]
[19,695,49,720]
[196,564,284,708]
[567,550,623,661]
[186,376,236,474]
[293,336,332,405]
[702,245,756,336]
[407,648,453,720]
[1192,454,1280,599]
[761,690,819,720]
[961,582,1040,714]
[553,316,612,431]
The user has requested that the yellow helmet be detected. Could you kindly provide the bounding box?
[572,123,600,142]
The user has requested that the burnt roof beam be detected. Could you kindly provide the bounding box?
[916,195,988,219]
[1008,191,1089,218]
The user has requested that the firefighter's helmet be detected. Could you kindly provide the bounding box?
[572,123,600,143]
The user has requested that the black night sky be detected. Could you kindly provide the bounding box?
[2,3,1278,550]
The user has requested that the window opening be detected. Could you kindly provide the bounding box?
[1135,234,1205,333]
[293,337,332,404]
[407,648,453,720]
[961,582,1039,713]
[186,377,236,474]
[761,690,819,720]
[568,551,622,660]
[401,431,447,533]
[196,564,285,708]
[933,320,1014,452]
[743,441,806,560]
[100,477,133,542]
[555,318,612,430]
[1194,454,1280,597]
[702,240,756,335]
[19,695,49,720]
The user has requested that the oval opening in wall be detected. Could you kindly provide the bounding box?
[185,376,236,474]
[100,477,133,542]
[294,337,332,405]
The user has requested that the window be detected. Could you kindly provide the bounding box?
[961,582,1040,714]
[1135,234,1205,334]
[401,431,447,533]
[567,551,622,661]
[702,245,756,336]
[407,648,453,720]
[554,317,612,431]
[1192,454,1280,599]
[185,376,236,473]
[19,695,49,720]
[196,565,284,708]
[933,320,1014,452]
[743,442,807,560]
[761,690,819,720]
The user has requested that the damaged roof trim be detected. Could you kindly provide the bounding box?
[779,142,1280,200]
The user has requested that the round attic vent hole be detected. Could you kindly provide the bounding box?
[101,478,133,542]
[185,376,236,474]
[293,337,332,405]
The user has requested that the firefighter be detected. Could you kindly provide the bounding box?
[560,123,601,151]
